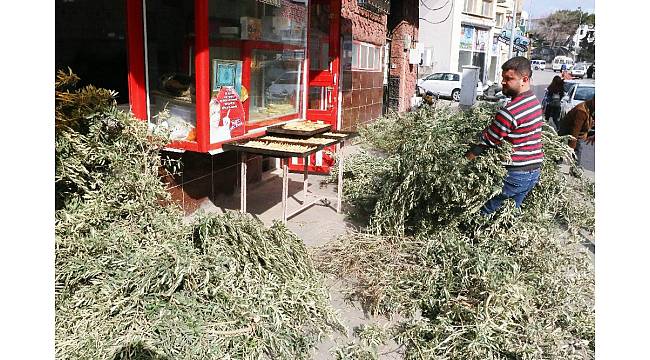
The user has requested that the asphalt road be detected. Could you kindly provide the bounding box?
[530,69,595,172]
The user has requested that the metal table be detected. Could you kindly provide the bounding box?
[222,132,355,223]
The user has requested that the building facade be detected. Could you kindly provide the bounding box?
[418,0,527,84]
[56,0,417,214]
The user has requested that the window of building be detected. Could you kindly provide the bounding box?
[458,25,488,82]
[352,41,382,71]
[143,0,309,142]
[495,12,504,27]
[145,0,197,142]
[463,0,478,14]
[464,0,492,17]
[208,0,308,124]
[481,0,493,17]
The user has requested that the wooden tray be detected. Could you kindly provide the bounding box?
[259,135,338,149]
[266,121,332,137]
[315,130,358,141]
[222,139,318,158]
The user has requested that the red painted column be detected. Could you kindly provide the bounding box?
[126,0,147,120]
[195,0,210,152]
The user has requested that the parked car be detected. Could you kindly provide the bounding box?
[417,72,483,101]
[531,59,546,70]
[570,63,588,79]
[265,71,300,102]
[552,56,574,72]
[560,82,595,118]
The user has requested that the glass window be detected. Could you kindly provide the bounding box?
[207,0,307,124]
[360,45,368,69]
[427,73,445,80]
[496,13,504,27]
[250,49,304,122]
[374,47,381,70]
[453,74,460,81]
[352,43,359,68]
[458,50,472,72]
[574,87,595,101]
[145,0,197,142]
[482,0,492,17]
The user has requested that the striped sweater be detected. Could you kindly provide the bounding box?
[472,90,544,170]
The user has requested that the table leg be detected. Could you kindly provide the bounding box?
[282,158,288,224]
[240,152,247,213]
[337,143,343,213]
[303,156,309,203]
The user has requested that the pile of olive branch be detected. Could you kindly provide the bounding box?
[55,69,342,360]
[318,102,595,359]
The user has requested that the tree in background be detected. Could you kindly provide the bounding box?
[529,10,594,48]
[578,34,595,63]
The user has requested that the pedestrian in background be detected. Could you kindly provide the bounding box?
[466,57,544,215]
[542,75,564,129]
[558,97,595,165]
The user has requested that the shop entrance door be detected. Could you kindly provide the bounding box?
[291,0,340,173]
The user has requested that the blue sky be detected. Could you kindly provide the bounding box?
[523,0,595,19]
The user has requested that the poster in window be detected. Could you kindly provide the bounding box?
[460,26,474,50]
[212,59,243,98]
[475,29,489,52]
[209,87,246,144]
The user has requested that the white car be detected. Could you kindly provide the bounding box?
[570,63,588,79]
[265,71,300,102]
[560,82,595,118]
[417,72,483,102]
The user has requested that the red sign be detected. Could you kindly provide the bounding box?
[209,87,246,143]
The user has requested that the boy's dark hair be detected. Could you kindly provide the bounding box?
[502,56,532,78]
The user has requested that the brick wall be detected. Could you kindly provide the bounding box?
[387,0,419,113]
[340,0,388,131]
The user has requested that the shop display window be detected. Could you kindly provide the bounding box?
[249,49,303,122]
[145,0,197,143]
[207,0,307,125]
[139,0,310,152]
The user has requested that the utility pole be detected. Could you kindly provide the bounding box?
[508,0,518,58]
[575,6,583,57]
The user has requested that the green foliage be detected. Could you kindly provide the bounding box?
[533,10,595,47]
[316,102,595,359]
[55,70,342,359]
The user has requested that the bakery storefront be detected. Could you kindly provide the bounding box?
[127,0,341,157]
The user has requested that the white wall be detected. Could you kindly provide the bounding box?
[417,0,463,76]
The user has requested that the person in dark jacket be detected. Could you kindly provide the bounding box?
[558,97,595,165]
[542,75,565,130]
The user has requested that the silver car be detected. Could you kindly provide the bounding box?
[561,82,595,118]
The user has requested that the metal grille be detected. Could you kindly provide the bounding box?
[357,0,390,15]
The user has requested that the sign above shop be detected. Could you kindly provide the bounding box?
[497,29,530,53]
[357,0,390,14]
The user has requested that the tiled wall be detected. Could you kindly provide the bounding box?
[159,151,265,215]
[341,71,385,131]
